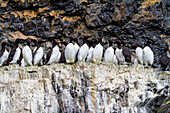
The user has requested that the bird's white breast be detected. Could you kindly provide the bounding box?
[135,47,143,64]
[22,45,33,66]
[21,58,26,67]
[115,48,125,64]
[33,47,44,65]
[0,50,9,66]
[113,54,118,65]
[47,45,60,64]
[10,47,21,64]
[65,43,76,63]
[56,51,61,63]
[92,43,103,63]
[86,47,94,62]
[143,46,154,66]
[104,47,114,63]
[78,43,89,61]
[74,43,80,53]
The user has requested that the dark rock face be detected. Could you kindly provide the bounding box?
[137,95,170,113]
[0,0,169,64]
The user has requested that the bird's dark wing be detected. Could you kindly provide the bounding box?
[18,49,23,66]
[59,51,66,63]
[75,49,79,63]
[33,47,40,59]
[123,47,132,62]
[0,49,5,57]
[45,49,53,64]
[8,48,16,62]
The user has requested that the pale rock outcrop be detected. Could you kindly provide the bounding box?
[0,63,169,113]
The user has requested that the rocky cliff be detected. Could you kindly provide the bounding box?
[0,0,169,64]
[0,63,169,113]
[0,0,170,113]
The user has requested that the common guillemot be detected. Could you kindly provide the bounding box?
[115,40,125,65]
[0,41,9,66]
[78,37,89,62]
[8,38,22,64]
[104,40,115,63]
[65,38,78,63]
[33,39,45,66]
[22,38,33,66]
[122,40,132,64]
[143,40,154,67]
[46,39,60,65]
[92,38,103,63]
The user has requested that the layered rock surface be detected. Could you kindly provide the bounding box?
[0,63,169,113]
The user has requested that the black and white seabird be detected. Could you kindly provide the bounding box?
[115,40,125,65]
[0,41,9,66]
[59,39,68,63]
[65,38,78,63]
[86,46,94,62]
[122,40,132,64]
[92,38,103,63]
[55,39,61,63]
[8,38,21,64]
[78,38,89,61]
[22,38,33,66]
[46,39,60,65]
[131,44,143,65]
[104,40,115,63]
[135,47,143,65]
[86,41,94,62]
[143,40,154,67]
[33,39,45,66]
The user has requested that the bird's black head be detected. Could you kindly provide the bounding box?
[108,39,114,47]
[131,44,138,49]
[0,41,8,51]
[1,41,7,46]
[87,40,93,47]
[53,39,59,47]
[115,40,121,49]
[25,38,33,46]
[38,39,46,47]
[38,39,46,43]
[15,38,23,45]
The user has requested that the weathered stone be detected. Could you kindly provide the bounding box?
[0,63,169,112]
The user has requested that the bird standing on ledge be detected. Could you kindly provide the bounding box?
[0,41,9,66]
[122,40,132,64]
[22,38,33,66]
[46,39,60,65]
[143,40,154,67]
[65,38,78,63]
[92,38,103,63]
[78,37,89,62]
[115,40,125,65]
[8,38,21,64]
[33,39,45,66]
[104,40,114,63]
